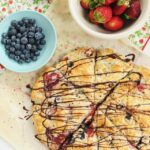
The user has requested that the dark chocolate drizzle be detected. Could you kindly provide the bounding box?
[31,52,150,150]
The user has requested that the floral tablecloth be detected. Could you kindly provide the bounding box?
[0,1,150,150]
[122,15,150,56]
[0,0,50,20]
[128,16,150,50]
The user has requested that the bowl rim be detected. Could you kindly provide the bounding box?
[0,10,57,73]
[68,0,150,39]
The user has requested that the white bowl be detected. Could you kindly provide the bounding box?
[68,0,150,39]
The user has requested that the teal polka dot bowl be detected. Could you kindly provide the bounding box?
[0,10,57,73]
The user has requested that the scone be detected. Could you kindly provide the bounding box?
[31,48,150,150]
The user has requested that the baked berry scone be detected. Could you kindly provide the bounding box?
[31,48,150,150]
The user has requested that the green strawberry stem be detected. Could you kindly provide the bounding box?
[89,0,104,9]
[117,0,131,7]
[123,14,130,19]
[94,11,105,23]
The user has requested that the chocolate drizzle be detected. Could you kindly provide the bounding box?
[125,112,132,120]
[31,51,150,150]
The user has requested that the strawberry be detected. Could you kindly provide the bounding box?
[89,0,117,9]
[113,0,131,15]
[104,0,117,5]
[89,10,98,24]
[89,0,102,9]
[104,16,124,31]
[80,0,90,9]
[124,0,141,20]
[91,6,112,24]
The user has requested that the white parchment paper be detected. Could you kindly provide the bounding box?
[0,0,150,150]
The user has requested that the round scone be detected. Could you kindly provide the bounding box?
[31,48,150,150]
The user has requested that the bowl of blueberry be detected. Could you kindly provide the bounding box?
[0,10,57,73]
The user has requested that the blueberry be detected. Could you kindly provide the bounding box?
[36,27,42,32]
[29,27,36,32]
[31,45,37,52]
[35,51,40,56]
[36,40,40,44]
[25,50,30,55]
[2,33,7,38]
[32,56,37,61]
[5,45,10,50]
[28,19,33,23]
[37,44,43,50]
[35,32,43,40]
[28,38,35,44]
[15,50,21,56]
[26,28,30,32]
[22,17,29,22]
[25,53,30,58]
[25,58,31,63]
[9,54,15,59]
[32,23,37,28]
[22,32,28,37]
[9,47,15,53]
[14,55,20,61]
[9,26,15,31]
[15,24,21,30]
[22,17,27,21]
[6,39,11,45]
[26,44,32,50]
[11,36,16,42]
[17,33,22,38]
[23,49,27,54]
[16,39,20,44]
[28,32,34,38]
[29,19,36,24]
[21,37,28,44]
[1,38,7,44]
[30,52,34,57]
[5,50,10,55]
[8,29,17,36]
[5,36,9,40]
[41,33,45,39]
[18,21,24,26]
[21,45,25,49]
[11,20,18,27]
[7,31,12,37]
[26,23,32,28]
[40,39,46,45]
[11,42,16,47]
[20,26,26,33]
[20,54,25,59]
[24,19,29,25]
[18,60,24,64]
[15,43,21,50]
[12,29,17,35]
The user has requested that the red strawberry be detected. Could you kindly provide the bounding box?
[89,10,98,24]
[104,0,117,5]
[80,0,90,9]
[113,0,131,15]
[91,6,112,24]
[124,0,141,19]
[104,16,124,31]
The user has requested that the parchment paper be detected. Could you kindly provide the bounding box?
[0,0,150,150]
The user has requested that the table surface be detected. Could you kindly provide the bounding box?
[0,0,150,150]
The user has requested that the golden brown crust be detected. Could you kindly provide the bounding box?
[31,48,150,150]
